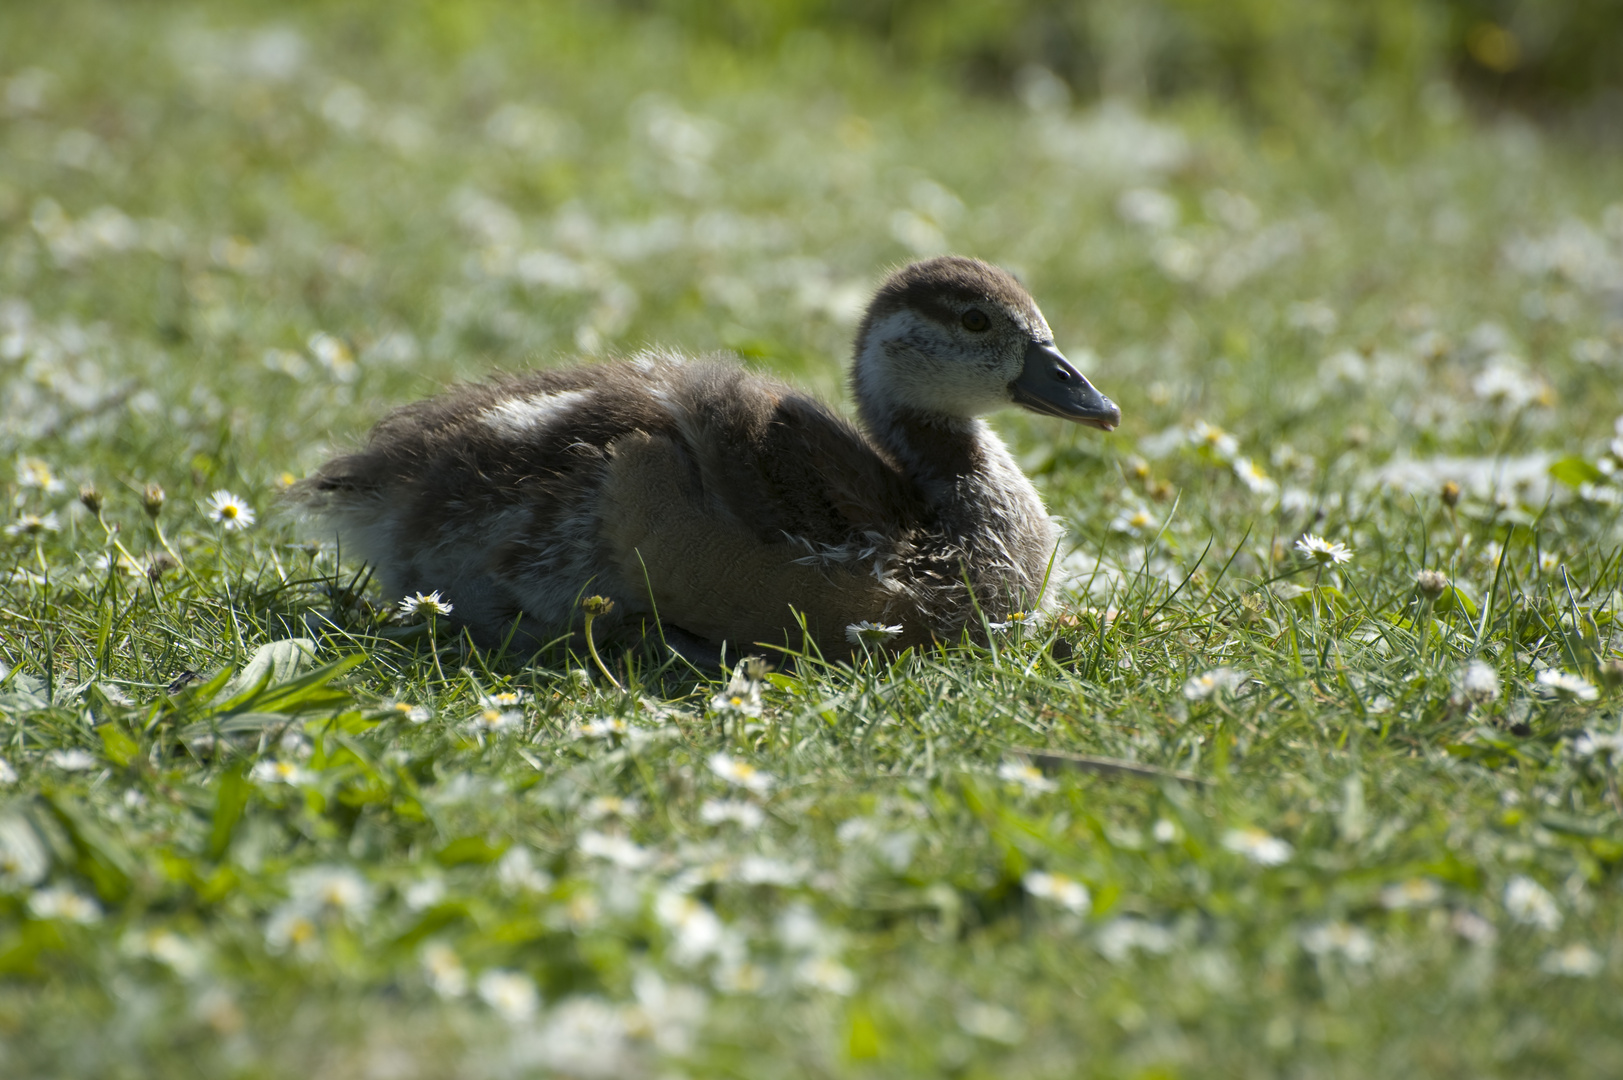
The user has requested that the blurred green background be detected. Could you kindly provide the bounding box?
[185,0,1623,129]
[623,0,1623,122]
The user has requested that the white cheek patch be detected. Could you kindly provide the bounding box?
[479,389,592,437]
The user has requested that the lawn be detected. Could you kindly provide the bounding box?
[3,2,1623,1076]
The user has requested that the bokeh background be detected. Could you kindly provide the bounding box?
[4,2,1623,1077]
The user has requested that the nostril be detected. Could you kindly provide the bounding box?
[1054,366,1070,381]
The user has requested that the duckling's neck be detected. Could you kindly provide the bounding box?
[863,405,989,490]
[858,389,1043,525]
[863,401,1059,610]
[851,338,1052,543]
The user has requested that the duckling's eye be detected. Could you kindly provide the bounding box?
[961,309,990,332]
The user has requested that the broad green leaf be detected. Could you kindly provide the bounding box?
[1434,585,1478,617]
[1549,455,1604,489]
[98,724,139,767]
[208,764,252,860]
[41,792,133,903]
[223,639,318,698]
[436,835,509,866]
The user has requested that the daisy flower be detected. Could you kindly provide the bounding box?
[1535,669,1598,702]
[1110,507,1155,536]
[1023,870,1091,914]
[420,942,469,998]
[1232,456,1277,497]
[1504,875,1561,931]
[987,611,1036,633]
[1541,944,1603,978]
[1222,827,1293,866]
[477,970,540,1023]
[709,661,765,717]
[1455,659,1500,704]
[700,798,766,830]
[577,716,629,738]
[1183,666,1246,701]
[4,512,60,538]
[709,751,774,795]
[467,707,521,735]
[997,760,1057,793]
[249,759,310,785]
[28,886,102,924]
[381,700,431,724]
[1295,533,1353,566]
[1380,878,1443,910]
[845,621,902,647]
[15,457,65,493]
[203,490,256,530]
[1190,420,1238,460]
[398,590,454,619]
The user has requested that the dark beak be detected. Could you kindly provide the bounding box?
[1010,341,1121,431]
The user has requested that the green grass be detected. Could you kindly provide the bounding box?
[4,2,1623,1076]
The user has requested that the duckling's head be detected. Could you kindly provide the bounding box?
[851,255,1120,432]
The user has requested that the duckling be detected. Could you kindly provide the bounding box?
[291,256,1119,661]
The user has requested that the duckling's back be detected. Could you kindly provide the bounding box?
[292,351,925,654]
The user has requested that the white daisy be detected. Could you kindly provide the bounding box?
[381,700,431,724]
[1110,507,1156,536]
[581,795,642,821]
[398,590,454,619]
[1190,421,1238,460]
[1504,875,1561,931]
[1300,921,1375,964]
[47,748,97,771]
[709,662,764,717]
[1379,878,1443,910]
[1456,660,1501,704]
[987,611,1037,633]
[4,512,61,538]
[845,621,903,647]
[420,942,469,998]
[1222,827,1293,866]
[1295,533,1353,566]
[1232,456,1277,497]
[577,716,628,739]
[15,457,64,493]
[1536,669,1598,702]
[1023,870,1091,914]
[1183,666,1246,701]
[1541,943,1603,977]
[29,886,102,924]
[477,969,540,1023]
[996,760,1056,794]
[203,490,256,530]
[467,707,521,735]
[287,864,375,923]
[699,798,765,830]
[708,752,774,795]
[249,759,309,785]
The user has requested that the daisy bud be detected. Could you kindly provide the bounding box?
[78,483,103,515]
[141,483,166,519]
[581,595,615,617]
[1440,481,1461,508]
[1415,570,1449,600]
